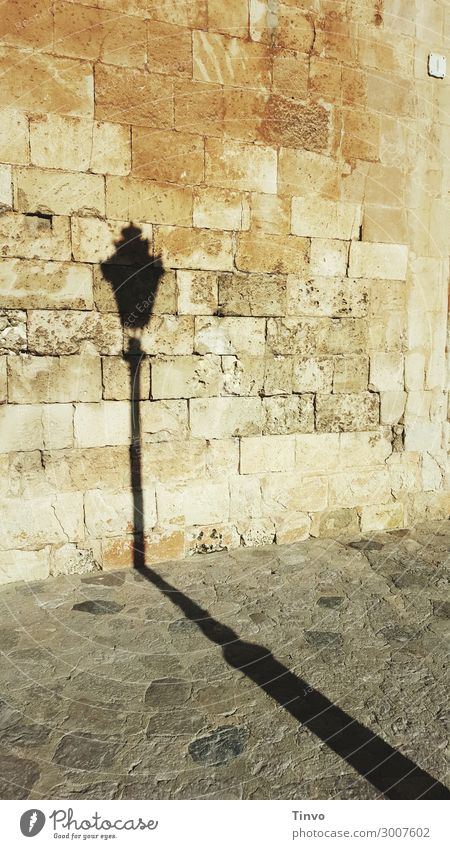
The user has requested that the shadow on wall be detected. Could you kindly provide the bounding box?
[99,230,449,800]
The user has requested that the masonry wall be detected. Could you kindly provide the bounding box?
[0,0,449,583]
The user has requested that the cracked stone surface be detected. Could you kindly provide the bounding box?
[0,521,449,800]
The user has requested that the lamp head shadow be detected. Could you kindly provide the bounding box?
[100,223,164,332]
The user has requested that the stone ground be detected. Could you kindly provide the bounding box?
[0,521,449,801]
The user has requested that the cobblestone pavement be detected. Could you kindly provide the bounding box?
[1,522,449,800]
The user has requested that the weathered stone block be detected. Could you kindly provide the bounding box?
[236,232,309,274]
[14,168,105,217]
[404,352,425,391]
[0,405,44,453]
[205,138,277,193]
[360,502,405,532]
[141,400,188,442]
[250,193,290,235]
[74,401,130,448]
[295,434,340,472]
[229,475,263,519]
[0,165,12,211]
[0,259,93,309]
[369,353,404,391]
[177,271,218,315]
[310,508,360,538]
[193,31,271,90]
[174,79,224,137]
[30,114,130,175]
[50,543,99,577]
[276,513,311,544]
[95,63,173,127]
[208,0,248,36]
[0,109,29,164]
[0,310,26,353]
[151,356,222,399]
[292,358,333,393]
[263,395,314,434]
[260,97,330,152]
[193,188,249,231]
[278,148,339,198]
[206,439,239,476]
[342,109,380,161]
[267,317,366,357]
[218,273,286,316]
[0,492,83,549]
[287,277,368,318]
[102,529,185,570]
[262,355,293,395]
[316,393,379,432]
[0,213,71,261]
[276,4,314,51]
[184,480,230,525]
[333,356,369,393]
[221,355,265,396]
[106,177,192,226]
[154,227,233,271]
[147,20,193,77]
[102,357,150,400]
[328,469,391,508]
[132,128,204,184]
[140,316,194,355]
[0,357,6,403]
[380,391,406,425]
[273,50,309,100]
[309,239,349,277]
[194,316,265,357]
[238,518,275,546]
[261,473,328,516]
[340,431,392,468]
[28,311,122,355]
[8,351,102,404]
[42,404,74,450]
[190,397,263,438]
[404,419,442,453]
[93,267,177,317]
[0,548,50,585]
[141,440,207,484]
[54,1,146,66]
[240,435,295,474]
[84,487,156,537]
[0,46,94,117]
[291,197,361,239]
[349,242,408,280]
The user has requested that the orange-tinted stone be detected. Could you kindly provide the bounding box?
[95,64,173,127]
[132,127,204,184]
[54,1,146,66]
[147,20,192,77]
[0,46,93,117]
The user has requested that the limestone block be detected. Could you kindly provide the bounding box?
[0,46,94,117]
[316,393,379,432]
[147,20,193,76]
[28,311,123,355]
[0,165,12,211]
[250,0,274,43]
[154,227,234,271]
[30,114,131,175]
[310,508,360,538]
[404,419,442,453]
[190,397,263,438]
[0,357,6,402]
[369,280,406,316]
[238,519,276,546]
[0,405,44,453]
[262,95,329,154]
[85,487,156,537]
[0,259,93,309]
[8,351,102,403]
[380,392,406,424]
[102,356,150,401]
[151,355,222,399]
[0,1,50,49]
[320,318,368,354]
[42,446,131,493]
[205,138,277,193]
[218,273,286,316]
[0,213,71,261]
[0,109,29,164]
[194,316,265,357]
[291,197,361,239]
[174,79,224,137]
[93,267,177,317]
[186,524,240,555]
[276,513,311,544]
[0,547,50,584]
[74,401,130,448]
[387,453,422,495]
[0,310,26,352]
[140,400,188,442]
[369,353,404,391]
[95,63,173,127]
[333,356,368,393]
[155,484,185,523]
[362,206,408,244]
[184,481,230,525]
[140,316,194,355]
[206,439,239,476]
[342,109,380,161]
[405,391,432,419]
[360,502,405,532]
[287,277,369,318]
[276,4,314,51]
[309,239,348,277]
[235,232,309,274]
[369,312,406,352]
[261,473,328,517]
[262,355,293,395]
[339,431,392,468]
[404,352,425,391]
[14,168,105,217]
[221,355,265,396]
[42,404,74,450]
[208,0,248,36]
[267,317,366,357]
[193,30,270,89]
[349,242,408,280]
[229,475,263,519]
[263,395,314,434]
[295,434,340,472]
[177,271,218,315]
[278,148,339,198]
[328,469,391,508]
[54,1,146,66]
[141,440,207,484]
[106,177,192,226]
[310,57,342,102]
[132,128,203,184]
[240,435,295,474]
[50,543,99,577]
[193,188,249,231]
[0,492,83,549]
[292,358,333,393]
[273,50,309,100]
[102,529,185,570]
[71,216,149,264]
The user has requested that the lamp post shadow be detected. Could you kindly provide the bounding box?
[100,229,449,800]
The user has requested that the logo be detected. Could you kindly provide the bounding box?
[20,810,46,837]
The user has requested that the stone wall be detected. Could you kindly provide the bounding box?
[0,0,448,583]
